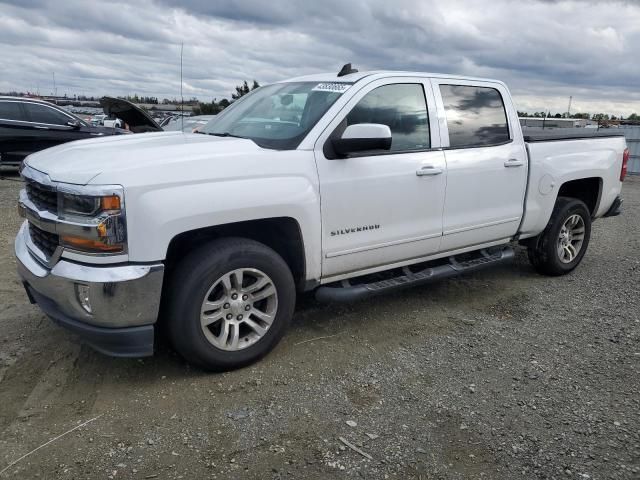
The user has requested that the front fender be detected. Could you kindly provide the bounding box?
[124,175,322,282]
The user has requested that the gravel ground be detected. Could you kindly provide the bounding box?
[0,169,638,480]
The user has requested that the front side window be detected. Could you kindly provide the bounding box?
[23,103,72,126]
[0,101,26,121]
[201,82,348,150]
[346,83,430,152]
[439,85,510,148]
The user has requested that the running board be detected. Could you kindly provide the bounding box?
[315,246,515,303]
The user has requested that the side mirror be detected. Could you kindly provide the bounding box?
[66,120,81,129]
[332,123,392,157]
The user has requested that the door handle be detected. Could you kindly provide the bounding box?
[504,158,524,167]
[416,165,443,176]
[33,125,49,130]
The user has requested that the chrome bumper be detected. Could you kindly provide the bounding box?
[15,221,164,330]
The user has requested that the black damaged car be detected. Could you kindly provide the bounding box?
[0,96,162,167]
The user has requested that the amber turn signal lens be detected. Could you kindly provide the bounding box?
[61,235,123,253]
[101,195,121,211]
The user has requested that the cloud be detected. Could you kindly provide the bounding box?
[0,0,638,114]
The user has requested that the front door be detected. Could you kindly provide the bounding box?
[314,78,447,279]
[0,100,32,163]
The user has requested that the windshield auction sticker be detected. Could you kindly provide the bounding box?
[312,83,352,93]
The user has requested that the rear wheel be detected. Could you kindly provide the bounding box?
[527,197,592,276]
[166,238,295,370]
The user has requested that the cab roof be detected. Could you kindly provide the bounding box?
[281,70,505,87]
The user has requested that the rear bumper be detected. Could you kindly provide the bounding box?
[15,221,164,357]
[603,195,623,217]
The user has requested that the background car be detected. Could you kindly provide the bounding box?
[99,97,163,133]
[89,114,107,126]
[0,96,129,167]
[162,115,216,133]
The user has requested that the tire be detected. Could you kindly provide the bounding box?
[166,238,296,371]
[527,197,592,276]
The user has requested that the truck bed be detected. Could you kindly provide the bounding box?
[519,133,627,240]
[523,128,626,143]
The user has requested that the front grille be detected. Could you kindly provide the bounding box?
[25,180,57,212]
[28,223,59,258]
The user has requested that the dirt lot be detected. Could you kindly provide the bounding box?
[0,169,638,480]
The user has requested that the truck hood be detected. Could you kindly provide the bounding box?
[25,131,264,185]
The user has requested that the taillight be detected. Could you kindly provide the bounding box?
[621,147,629,182]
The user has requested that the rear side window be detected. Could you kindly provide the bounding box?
[439,85,510,148]
[23,103,71,126]
[346,83,430,152]
[0,101,26,121]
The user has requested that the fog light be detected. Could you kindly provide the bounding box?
[75,284,92,314]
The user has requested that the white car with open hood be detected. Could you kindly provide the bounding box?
[15,65,629,370]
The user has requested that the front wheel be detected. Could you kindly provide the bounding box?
[166,238,296,371]
[527,197,592,276]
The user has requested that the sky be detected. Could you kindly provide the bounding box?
[0,0,639,115]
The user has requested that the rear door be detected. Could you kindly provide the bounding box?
[22,102,87,151]
[314,77,447,278]
[431,80,528,251]
[0,100,32,164]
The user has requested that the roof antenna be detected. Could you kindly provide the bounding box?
[180,42,184,131]
[337,63,358,77]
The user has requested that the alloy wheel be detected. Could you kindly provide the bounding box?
[200,268,278,351]
[557,214,585,264]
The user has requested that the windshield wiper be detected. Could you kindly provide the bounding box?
[206,132,247,139]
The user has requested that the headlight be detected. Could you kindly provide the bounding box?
[60,192,121,216]
[57,187,127,255]
[60,193,100,216]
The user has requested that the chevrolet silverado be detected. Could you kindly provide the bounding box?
[15,65,629,370]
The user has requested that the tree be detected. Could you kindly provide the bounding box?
[231,80,260,100]
[193,96,233,116]
[571,113,590,119]
[194,101,223,115]
[627,113,639,121]
[232,81,250,100]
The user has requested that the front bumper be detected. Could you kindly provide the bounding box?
[15,221,164,357]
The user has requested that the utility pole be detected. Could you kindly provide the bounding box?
[52,72,57,98]
[567,95,572,118]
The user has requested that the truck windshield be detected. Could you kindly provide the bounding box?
[200,82,350,150]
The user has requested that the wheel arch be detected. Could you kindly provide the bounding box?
[164,217,308,291]
[556,176,603,216]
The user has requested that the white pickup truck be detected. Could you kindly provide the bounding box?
[15,66,629,370]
